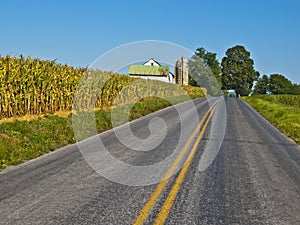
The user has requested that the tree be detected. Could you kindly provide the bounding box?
[269,74,293,94]
[253,74,269,95]
[195,47,222,85]
[188,54,222,96]
[221,45,260,97]
[253,73,300,95]
[291,84,300,95]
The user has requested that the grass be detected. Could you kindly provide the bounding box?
[242,95,300,144]
[250,94,300,109]
[0,95,201,170]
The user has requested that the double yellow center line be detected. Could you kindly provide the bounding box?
[133,100,220,225]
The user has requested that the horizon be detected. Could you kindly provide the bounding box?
[1,0,299,84]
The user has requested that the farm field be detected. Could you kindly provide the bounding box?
[0,55,206,169]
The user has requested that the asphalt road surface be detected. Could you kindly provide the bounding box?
[1,97,299,225]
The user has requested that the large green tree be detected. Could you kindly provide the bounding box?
[253,74,269,95]
[221,45,260,97]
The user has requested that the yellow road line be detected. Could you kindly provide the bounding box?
[132,100,219,225]
[153,102,218,225]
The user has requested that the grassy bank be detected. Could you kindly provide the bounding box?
[0,95,201,170]
[242,95,300,144]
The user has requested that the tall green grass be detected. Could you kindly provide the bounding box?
[252,95,300,109]
[242,95,300,144]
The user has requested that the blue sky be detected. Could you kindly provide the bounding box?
[1,0,299,83]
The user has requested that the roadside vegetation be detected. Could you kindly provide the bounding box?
[0,55,206,170]
[0,95,201,170]
[242,95,300,144]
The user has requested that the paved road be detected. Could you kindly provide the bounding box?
[1,97,299,225]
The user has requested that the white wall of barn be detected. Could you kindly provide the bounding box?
[130,75,174,83]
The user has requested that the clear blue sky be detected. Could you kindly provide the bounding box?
[1,0,299,83]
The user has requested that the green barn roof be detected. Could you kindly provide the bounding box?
[128,65,169,76]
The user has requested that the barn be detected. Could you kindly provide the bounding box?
[128,58,175,83]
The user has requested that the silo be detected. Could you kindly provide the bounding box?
[174,57,188,85]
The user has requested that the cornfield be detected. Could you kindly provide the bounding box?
[0,55,206,119]
[0,55,84,118]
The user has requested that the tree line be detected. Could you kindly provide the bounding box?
[253,74,300,95]
[189,45,300,97]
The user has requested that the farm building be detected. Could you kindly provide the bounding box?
[174,57,189,85]
[128,58,175,83]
